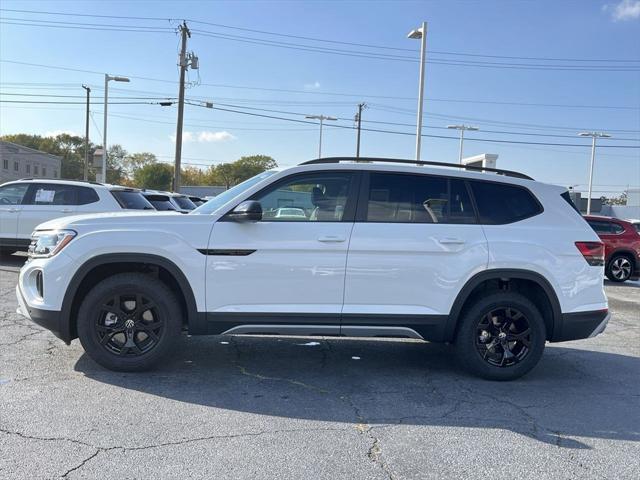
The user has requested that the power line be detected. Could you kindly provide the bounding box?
[4,80,635,111]
[185,100,640,149]
[2,17,639,71]
[2,8,639,63]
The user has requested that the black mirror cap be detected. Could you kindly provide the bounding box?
[228,200,262,222]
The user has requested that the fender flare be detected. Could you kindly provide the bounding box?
[60,253,204,342]
[444,269,563,342]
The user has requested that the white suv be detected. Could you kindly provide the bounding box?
[1,179,154,253]
[16,158,609,380]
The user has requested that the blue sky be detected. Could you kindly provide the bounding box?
[1,0,639,195]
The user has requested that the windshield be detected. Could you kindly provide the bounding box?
[144,194,177,211]
[172,196,197,210]
[192,170,277,214]
[111,190,155,210]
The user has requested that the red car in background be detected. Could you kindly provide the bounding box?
[584,215,640,282]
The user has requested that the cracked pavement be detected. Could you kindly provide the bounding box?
[1,253,639,479]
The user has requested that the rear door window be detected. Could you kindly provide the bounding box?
[363,173,476,224]
[26,183,78,205]
[469,181,542,224]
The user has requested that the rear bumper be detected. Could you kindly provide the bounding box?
[551,309,610,342]
[16,284,67,343]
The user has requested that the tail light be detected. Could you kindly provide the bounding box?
[575,242,604,266]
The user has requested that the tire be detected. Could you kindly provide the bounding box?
[77,273,183,371]
[454,292,546,381]
[606,254,633,283]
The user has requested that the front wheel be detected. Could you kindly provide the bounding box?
[454,292,546,381]
[606,254,633,282]
[77,273,182,371]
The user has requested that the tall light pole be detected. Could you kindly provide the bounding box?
[81,85,91,181]
[305,114,337,158]
[447,125,479,164]
[102,74,130,183]
[408,21,427,160]
[579,131,611,214]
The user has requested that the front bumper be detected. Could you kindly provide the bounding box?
[552,309,610,342]
[16,284,66,343]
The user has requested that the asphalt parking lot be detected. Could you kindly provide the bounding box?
[1,252,638,479]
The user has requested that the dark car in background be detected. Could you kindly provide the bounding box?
[584,215,640,282]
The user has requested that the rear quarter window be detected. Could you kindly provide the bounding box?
[469,180,542,225]
[77,186,100,205]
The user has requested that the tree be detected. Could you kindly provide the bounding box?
[601,192,627,206]
[106,145,127,185]
[214,163,237,189]
[206,155,277,188]
[133,163,174,191]
[181,165,207,185]
[234,155,277,183]
[124,152,157,176]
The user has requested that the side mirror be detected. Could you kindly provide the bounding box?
[227,200,262,222]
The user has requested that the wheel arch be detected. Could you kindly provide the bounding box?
[444,269,563,342]
[60,253,204,343]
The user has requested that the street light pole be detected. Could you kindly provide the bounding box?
[102,74,130,183]
[408,21,427,160]
[81,85,90,181]
[305,114,337,158]
[579,131,611,215]
[447,125,479,164]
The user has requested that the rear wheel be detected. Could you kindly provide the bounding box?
[77,273,182,371]
[606,254,633,282]
[454,292,546,381]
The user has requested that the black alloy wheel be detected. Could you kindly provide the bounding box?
[77,273,182,371]
[475,307,531,368]
[97,293,164,357]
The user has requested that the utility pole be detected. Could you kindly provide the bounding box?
[174,21,191,192]
[355,102,366,158]
[81,85,90,181]
[579,131,611,214]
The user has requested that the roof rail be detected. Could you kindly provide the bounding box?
[299,157,533,180]
[17,177,104,185]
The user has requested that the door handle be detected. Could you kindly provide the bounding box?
[438,237,465,245]
[318,235,346,243]
[8,207,19,213]
[60,208,74,213]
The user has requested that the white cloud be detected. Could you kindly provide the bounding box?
[304,81,321,90]
[604,0,640,21]
[197,131,235,142]
[44,129,80,138]
[169,131,234,143]
[169,131,195,143]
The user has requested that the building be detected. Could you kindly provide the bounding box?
[0,141,62,184]
[462,153,499,169]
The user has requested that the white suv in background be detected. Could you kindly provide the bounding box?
[16,158,609,380]
[0,179,154,253]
